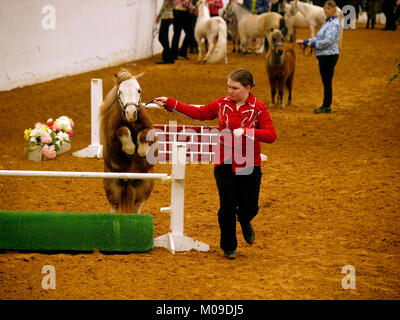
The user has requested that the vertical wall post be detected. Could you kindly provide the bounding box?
[72,79,103,158]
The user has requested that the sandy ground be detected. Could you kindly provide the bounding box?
[0,24,399,300]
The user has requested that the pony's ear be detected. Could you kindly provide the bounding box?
[135,72,145,80]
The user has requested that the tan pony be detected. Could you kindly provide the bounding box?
[224,0,283,54]
[100,69,158,213]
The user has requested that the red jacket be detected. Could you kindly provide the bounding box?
[207,0,223,16]
[165,93,276,172]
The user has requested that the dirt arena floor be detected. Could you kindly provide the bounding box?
[0,24,399,300]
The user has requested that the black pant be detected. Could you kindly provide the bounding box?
[214,164,262,252]
[317,54,339,109]
[182,12,198,52]
[172,9,194,58]
[384,0,397,30]
[158,19,174,63]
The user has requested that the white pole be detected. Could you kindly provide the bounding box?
[170,143,187,236]
[0,170,168,180]
[154,142,210,253]
[72,79,103,158]
[91,79,102,147]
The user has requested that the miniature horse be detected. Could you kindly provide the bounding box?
[100,69,158,213]
[266,29,295,109]
[195,0,228,63]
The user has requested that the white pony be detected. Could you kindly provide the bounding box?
[283,2,310,40]
[225,0,283,54]
[290,0,344,48]
[195,0,228,64]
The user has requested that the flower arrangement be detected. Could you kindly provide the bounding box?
[24,116,74,160]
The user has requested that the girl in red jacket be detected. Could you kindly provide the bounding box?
[154,68,276,259]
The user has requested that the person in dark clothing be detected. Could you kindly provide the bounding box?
[296,1,341,114]
[172,0,196,60]
[155,0,175,64]
[384,0,397,30]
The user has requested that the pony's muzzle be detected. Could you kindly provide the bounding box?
[125,105,138,122]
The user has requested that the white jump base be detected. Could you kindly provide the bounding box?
[1,143,209,255]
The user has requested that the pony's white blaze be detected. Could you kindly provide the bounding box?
[118,78,141,121]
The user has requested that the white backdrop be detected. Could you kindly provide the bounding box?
[0,0,164,91]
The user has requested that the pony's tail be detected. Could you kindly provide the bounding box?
[207,17,228,64]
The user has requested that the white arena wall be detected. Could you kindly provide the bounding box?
[0,0,165,91]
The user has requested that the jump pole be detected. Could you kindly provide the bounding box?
[72,78,103,158]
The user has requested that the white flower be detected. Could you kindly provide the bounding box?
[56,131,69,142]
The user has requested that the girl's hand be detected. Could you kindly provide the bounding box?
[233,128,244,138]
[296,39,304,45]
[153,97,168,108]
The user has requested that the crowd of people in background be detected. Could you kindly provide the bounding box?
[155,0,399,65]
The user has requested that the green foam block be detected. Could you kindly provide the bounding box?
[0,211,153,252]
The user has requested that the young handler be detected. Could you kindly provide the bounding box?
[154,68,276,259]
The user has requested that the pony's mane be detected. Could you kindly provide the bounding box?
[100,68,134,122]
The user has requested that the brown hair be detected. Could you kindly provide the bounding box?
[228,68,255,88]
[324,1,337,8]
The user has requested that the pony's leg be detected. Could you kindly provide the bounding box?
[270,85,276,108]
[278,80,285,109]
[137,128,157,158]
[120,183,137,214]
[196,35,203,62]
[287,77,293,106]
[104,179,122,213]
[198,40,203,62]
[204,35,216,63]
[116,126,135,155]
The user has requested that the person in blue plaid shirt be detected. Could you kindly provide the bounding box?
[296,0,341,114]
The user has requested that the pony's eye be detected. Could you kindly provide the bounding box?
[138,89,141,94]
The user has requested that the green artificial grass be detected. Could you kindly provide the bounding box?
[0,211,153,252]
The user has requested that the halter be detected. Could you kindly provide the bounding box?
[117,85,142,120]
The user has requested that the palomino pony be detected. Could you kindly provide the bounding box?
[290,0,344,49]
[266,29,296,109]
[225,0,283,54]
[195,0,228,64]
[100,69,158,213]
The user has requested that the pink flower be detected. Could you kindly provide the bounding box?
[69,119,74,128]
[42,145,57,160]
[54,124,62,131]
[41,133,52,144]
[68,129,73,139]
